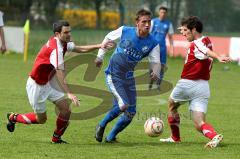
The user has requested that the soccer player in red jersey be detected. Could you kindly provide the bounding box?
[160,16,231,148]
[6,20,114,144]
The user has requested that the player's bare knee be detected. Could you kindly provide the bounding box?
[55,99,71,115]
[168,99,178,113]
[194,122,202,131]
[37,116,47,124]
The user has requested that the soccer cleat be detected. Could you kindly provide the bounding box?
[6,112,17,132]
[51,132,69,144]
[51,136,68,144]
[105,137,119,143]
[205,134,223,148]
[51,138,68,144]
[95,124,105,142]
[160,137,181,143]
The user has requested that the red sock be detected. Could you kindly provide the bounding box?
[13,113,38,124]
[200,123,217,140]
[52,114,70,140]
[168,113,181,141]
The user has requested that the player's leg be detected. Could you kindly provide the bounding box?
[160,80,190,143]
[7,77,47,132]
[159,98,181,142]
[190,99,223,148]
[105,106,136,142]
[105,81,136,142]
[51,98,71,144]
[95,75,127,142]
[47,80,70,144]
[95,100,122,142]
[6,112,42,132]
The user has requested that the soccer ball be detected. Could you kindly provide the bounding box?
[144,117,164,137]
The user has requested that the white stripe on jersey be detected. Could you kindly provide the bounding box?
[50,38,64,70]
[193,37,210,60]
[106,74,125,108]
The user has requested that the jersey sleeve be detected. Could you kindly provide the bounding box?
[194,40,210,60]
[148,44,161,78]
[168,22,174,35]
[50,43,64,70]
[67,42,75,51]
[97,26,123,60]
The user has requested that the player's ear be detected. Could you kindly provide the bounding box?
[135,20,138,26]
[192,28,197,34]
[54,32,60,37]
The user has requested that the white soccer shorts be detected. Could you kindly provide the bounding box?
[26,77,65,113]
[170,79,210,113]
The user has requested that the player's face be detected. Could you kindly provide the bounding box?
[58,26,71,43]
[159,9,167,19]
[180,25,194,42]
[136,15,151,37]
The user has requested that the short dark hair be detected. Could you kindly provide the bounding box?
[53,20,70,33]
[181,16,203,33]
[159,6,168,12]
[135,9,152,21]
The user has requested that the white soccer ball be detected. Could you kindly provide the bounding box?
[144,117,164,137]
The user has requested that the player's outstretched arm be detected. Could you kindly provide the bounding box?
[72,41,115,53]
[207,50,231,63]
[94,26,123,67]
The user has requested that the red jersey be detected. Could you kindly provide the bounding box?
[30,37,75,85]
[181,36,213,80]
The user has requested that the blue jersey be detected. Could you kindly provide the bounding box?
[102,26,160,80]
[151,18,173,47]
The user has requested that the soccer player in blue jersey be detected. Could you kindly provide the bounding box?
[149,6,174,90]
[94,9,161,143]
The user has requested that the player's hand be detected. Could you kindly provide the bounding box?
[217,56,231,63]
[150,72,158,81]
[95,57,103,68]
[67,93,80,107]
[101,40,115,50]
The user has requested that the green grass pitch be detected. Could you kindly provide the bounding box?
[0,30,239,159]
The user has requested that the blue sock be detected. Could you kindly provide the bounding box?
[99,105,121,128]
[106,112,135,141]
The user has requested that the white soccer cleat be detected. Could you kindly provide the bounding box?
[205,134,223,148]
[160,137,181,143]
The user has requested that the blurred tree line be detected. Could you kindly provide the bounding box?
[0,0,239,32]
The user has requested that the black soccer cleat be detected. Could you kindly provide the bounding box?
[6,112,17,132]
[95,124,105,142]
